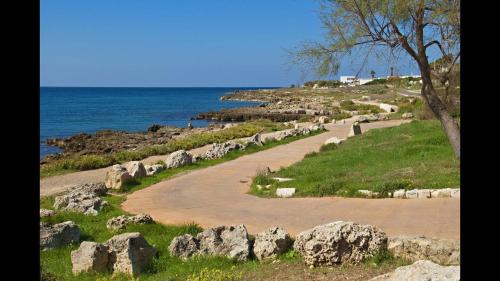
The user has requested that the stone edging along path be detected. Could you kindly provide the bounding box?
[122,118,460,240]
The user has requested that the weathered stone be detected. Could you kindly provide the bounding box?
[318,116,330,124]
[370,260,459,281]
[431,188,452,198]
[165,150,193,168]
[293,221,387,266]
[276,188,296,198]
[203,141,244,159]
[105,232,157,276]
[71,241,109,274]
[388,235,460,265]
[393,189,406,199]
[416,189,432,199]
[357,115,370,123]
[196,225,251,261]
[402,112,414,119]
[348,122,362,137]
[324,137,344,145]
[379,103,398,113]
[40,209,55,217]
[40,221,80,250]
[124,161,147,179]
[247,133,263,146]
[405,189,418,199]
[256,166,272,176]
[168,234,199,259]
[106,214,154,230]
[144,164,164,176]
[253,227,293,260]
[272,177,294,182]
[54,190,106,216]
[67,182,108,196]
[358,190,373,198]
[105,164,134,189]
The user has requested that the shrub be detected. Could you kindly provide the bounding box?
[298,115,313,122]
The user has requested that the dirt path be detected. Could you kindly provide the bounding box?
[122,119,459,240]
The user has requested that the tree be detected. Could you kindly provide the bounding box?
[292,0,460,158]
[370,70,376,78]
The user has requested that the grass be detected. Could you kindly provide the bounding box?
[249,120,459,198]
[41,120,289,178]
[118,129,326,194]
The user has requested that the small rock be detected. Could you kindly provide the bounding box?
[165,150,193,169]
[416,189,431,199]
[168,234,199,259]
[379,103,398,113]
[40,221,80,250]
[106,214,154,230]
[431,188,452,198]
[124,161,147,179]
[318,116,330,124]
[40,209,55,217]
[247,133,263,146]
[71,241,109,274]
[276,188,296,198]
[393,189,406,199]
[388,235,460,265]
[105,164,134,189]
[405,189,418,199]
[144,164,164,176]
[348,122,362,137]
[402,112,414,119]
[369,260,459,281]
[253,227,293,260]
[105,232,157,276]
[324,137,344,145]
[196,225,251,261]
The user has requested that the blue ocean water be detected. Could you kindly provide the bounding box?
[40,87,271,159]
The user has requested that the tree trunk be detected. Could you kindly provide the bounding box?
[420,69,461,159]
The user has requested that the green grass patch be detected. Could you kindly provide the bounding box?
[249,120,459,198]
[40,121,290,178]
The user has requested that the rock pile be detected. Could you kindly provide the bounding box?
[71,232,156,276]
[293,221,387,266]
[54,183,108,215]
[40,221,80,250]
[106,214,154,230]
[169,225,251,261]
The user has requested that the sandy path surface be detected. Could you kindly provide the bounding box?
[122,119,459,240]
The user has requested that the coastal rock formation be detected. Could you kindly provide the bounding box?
[388,236,460,265]
[53,184,107,216]
[144,164,164,176]
[105,232,157,276]
[165,150,193,169]
[203,141,245,159]
[71,241,109,274]
[293,221,387,266]
[253,227,293,260]
[106,214,154,230]
[168,234,199,259]
[40,221,80,250]
[124,161,147,179]
[370,260,460,281]
[169,225,251,261]
[40,209,55,217]
[105,164,134,189]
[348,122,362,137]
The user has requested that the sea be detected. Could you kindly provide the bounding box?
[40,87,274,159]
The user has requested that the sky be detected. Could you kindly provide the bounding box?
[41,0,428,87]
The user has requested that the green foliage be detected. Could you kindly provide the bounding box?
[319,143,337,152]
[186,267,243,281]
[250,121,459,198]
[298,115,313,122]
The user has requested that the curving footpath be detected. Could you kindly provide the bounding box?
[122,119,460,240]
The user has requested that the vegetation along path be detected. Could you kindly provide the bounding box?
[122,119,460,240]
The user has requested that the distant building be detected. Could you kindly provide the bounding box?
[340,75,374,86]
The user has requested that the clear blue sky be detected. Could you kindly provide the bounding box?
[41,0,426,87]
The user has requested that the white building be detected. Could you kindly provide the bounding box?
[340,75,374,86]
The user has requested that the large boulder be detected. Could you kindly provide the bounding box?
[165,150,193,168]
[105,164,134,189]
[40,221,80,250]
[67,182,108,196]
[71,241,109,274]
[197,225,251,261]
[144,164,165,176]
[106,214,154,230]
[253,227,293,260]
[348,122,362,137]
[168,234,200,259]
[293,221,387,266]
[124,161,147,179]
[105,232,157,276]
[388,236,460,265]
[370,260,460,281]
[203,141,245,159]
